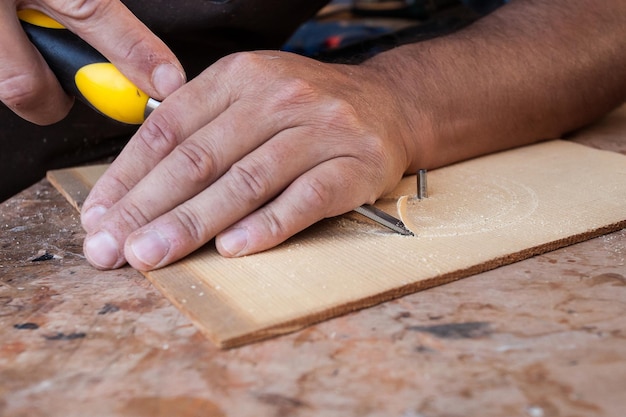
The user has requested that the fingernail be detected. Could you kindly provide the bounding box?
[128,229,170,268]
[84,231,121,269]
[152,63,185,97]
[219,228,249,256]
[82,205,107,232]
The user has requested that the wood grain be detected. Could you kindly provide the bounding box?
[46,164,107,211]
[47,140,626,348]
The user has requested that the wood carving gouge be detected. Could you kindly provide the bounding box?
[354,204,414,236]
[18,9,160,124]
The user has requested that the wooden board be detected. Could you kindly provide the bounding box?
[47,140,626,348]
[46,164,108,212]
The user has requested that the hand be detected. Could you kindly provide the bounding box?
[1,0,185,125]
[80,51,418,271]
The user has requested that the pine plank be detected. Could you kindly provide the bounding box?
[46,164,108,211]
[47,139,626,348]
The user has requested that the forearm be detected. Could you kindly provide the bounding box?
[364,0,626,171]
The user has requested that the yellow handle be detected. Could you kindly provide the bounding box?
[19,9,150,124]
[75,63,149,124]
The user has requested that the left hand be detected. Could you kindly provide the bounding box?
[80,51,417,271]
[4,0,184,125]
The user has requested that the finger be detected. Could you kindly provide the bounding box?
[215,159,375,257]
[82,98,313,270]
[81,52,293,231]
[120,125,339,270]
[42,0,185,99]
[0,7,72,124]
[80,71,230,231]
[81,52,288,230]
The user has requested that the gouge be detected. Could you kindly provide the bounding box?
[354,204,414,236]
[18,9,159,124]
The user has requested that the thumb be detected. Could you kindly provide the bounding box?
[43,0,186,100]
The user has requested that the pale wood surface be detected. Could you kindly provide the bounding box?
[45,165,107,212]
[47,139,626,347]
[1,105,625,416]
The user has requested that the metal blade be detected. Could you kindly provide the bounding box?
[354,204,414,236]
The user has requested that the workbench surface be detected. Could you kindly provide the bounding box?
[1,106,626,417]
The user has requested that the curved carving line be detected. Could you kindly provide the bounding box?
[397,174,539,238]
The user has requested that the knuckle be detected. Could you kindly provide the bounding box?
[118,36,146,62]
[83,171,131,215]
[318,97,360,130]
[0,72,41,109]
[116,200,151,229]
[171,141,220,185]
[266,78,322,119]
[104,171,133,196]
[52,0,104,21]
[110,27,161,67]
[219,51,261,75]
[351,134,389,194]
[274,78,317,107]
[358,135,392,199]
[299,177,333,215]
[360,133,388,165]
[172,206,207,244]
[215,52,267,97]
[219,53,321,108]
[135,112,181,156]
[259,209,289,240]
[210,52,259,93]
[53,0,158,69]
[226,161,272,205]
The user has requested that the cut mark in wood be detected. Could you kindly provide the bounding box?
[394,171,539,237]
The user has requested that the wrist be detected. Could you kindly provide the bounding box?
[360,50,438,173]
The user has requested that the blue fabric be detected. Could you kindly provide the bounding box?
[283,0,508,57]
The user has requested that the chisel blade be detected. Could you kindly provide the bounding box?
[354,204,414,236]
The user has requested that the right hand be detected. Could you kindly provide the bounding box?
[1,0,185,125]
[79,50,419,270]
